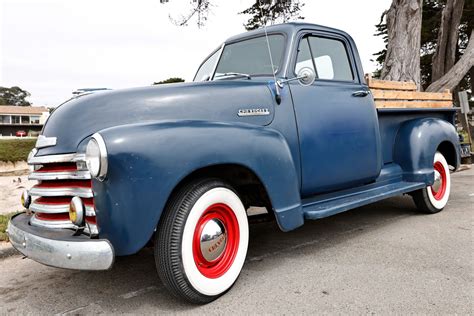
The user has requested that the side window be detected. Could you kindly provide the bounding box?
[295,35,354,81]
[194,49,220,82]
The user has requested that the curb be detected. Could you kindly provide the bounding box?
[0,169,29,177]
[457,164,472,172]
[0,243,19,260]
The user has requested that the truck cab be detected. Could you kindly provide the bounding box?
[8,23,460,304]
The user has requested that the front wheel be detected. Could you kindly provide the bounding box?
[155,178,249,304]
[412,151,451,214]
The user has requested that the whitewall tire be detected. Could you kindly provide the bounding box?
[412,151,451,213]
[155,178,249,303]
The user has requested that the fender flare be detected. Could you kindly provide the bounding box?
[393,117,460,183]
[92,120,303,255]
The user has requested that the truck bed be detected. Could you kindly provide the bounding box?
[366,76,453,109]
[377,108,456,164]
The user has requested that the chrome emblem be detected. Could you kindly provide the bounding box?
[35,135,57,149]
[238,108,270,117]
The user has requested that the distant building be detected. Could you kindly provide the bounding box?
[0,106,50,137]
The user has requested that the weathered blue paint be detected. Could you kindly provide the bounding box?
[303,180,426,220]
[34,23,460,256]
[91,121,302,255]
[393,117,460,183]
[289,80,381,196]
[40,81,276,156]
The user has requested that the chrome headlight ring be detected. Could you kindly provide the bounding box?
[85,133,108,180]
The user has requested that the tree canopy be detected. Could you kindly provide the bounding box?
[153,77,185,85]
[160,0,304,30]
[240,0,304,31]
[373,0,473,92]
[0,86,32,106]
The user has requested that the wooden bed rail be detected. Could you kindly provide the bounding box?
[365,75,453,109]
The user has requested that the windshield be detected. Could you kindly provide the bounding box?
[193,34,285,82]
[214,35,285,78]
[194,48,220,82]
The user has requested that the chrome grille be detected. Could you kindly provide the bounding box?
[27,153,98,236]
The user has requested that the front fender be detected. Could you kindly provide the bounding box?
[93,120,303,255]
[393,117,460,183]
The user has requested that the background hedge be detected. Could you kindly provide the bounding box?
[0,138,36,162]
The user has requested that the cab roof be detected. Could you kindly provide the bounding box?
[224,22,352,44]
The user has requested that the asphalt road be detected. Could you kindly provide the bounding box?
[1,168,473,314]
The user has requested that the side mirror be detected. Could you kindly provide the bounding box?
[297,67,316,86]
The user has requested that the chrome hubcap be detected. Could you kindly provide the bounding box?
[200,218,227,262]
[432,170,442,192]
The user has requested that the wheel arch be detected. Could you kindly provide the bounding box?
[160,163,274,222]
[436,140,459,170]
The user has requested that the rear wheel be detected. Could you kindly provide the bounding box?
[412,151,451,214]
[155,178,249,304]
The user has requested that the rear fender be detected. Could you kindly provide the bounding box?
[393,118,460,184]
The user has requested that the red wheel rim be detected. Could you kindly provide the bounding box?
[192,203,240,278]
[431,161,447,200]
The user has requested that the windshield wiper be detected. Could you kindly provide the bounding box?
[214,72,251,80]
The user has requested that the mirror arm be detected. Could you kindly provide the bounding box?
[273,68,313,104]
[274,75,307,105]
[276,75,307,88]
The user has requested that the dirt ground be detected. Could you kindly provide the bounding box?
[0,175,34,215]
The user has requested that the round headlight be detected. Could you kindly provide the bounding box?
[86,133,108,180]
[69,196,84,226]
[21,190,31,208]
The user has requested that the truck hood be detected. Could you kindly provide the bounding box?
[38,80,276,156]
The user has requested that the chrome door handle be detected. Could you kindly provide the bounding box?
[352,90,370,97]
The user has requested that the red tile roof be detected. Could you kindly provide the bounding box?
[0,106,49,115]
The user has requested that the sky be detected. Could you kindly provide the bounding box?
[0,0,392,107]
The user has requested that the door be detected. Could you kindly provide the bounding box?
[289,33,381,196]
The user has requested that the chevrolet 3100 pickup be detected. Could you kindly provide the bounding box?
[8,22,460,303]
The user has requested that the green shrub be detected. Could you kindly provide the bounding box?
[0,212,19,242]
[0,138,36,162]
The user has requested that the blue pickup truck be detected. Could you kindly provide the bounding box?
[8,23,460,303]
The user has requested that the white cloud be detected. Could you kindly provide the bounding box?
[1,0,391,106]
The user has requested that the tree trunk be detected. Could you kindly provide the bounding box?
[426,31,474,92]
[381,0,423,89]
[431,0,465,82]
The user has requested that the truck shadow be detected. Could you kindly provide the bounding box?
[4,195,423,313]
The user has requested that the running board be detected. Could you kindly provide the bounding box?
[302,181,426,220]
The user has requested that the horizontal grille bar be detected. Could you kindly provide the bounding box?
[30,200,96,216]
[29,170,91,180]
[30,214,98,236]
[37,163,77,172]
[30,214,76,229]
[28,153,86,165]
[29,186,93,198]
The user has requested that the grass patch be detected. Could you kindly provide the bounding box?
[0,138,36,162]
[0,212,19,242]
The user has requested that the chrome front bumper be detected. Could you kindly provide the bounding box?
[7,213,114,270]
